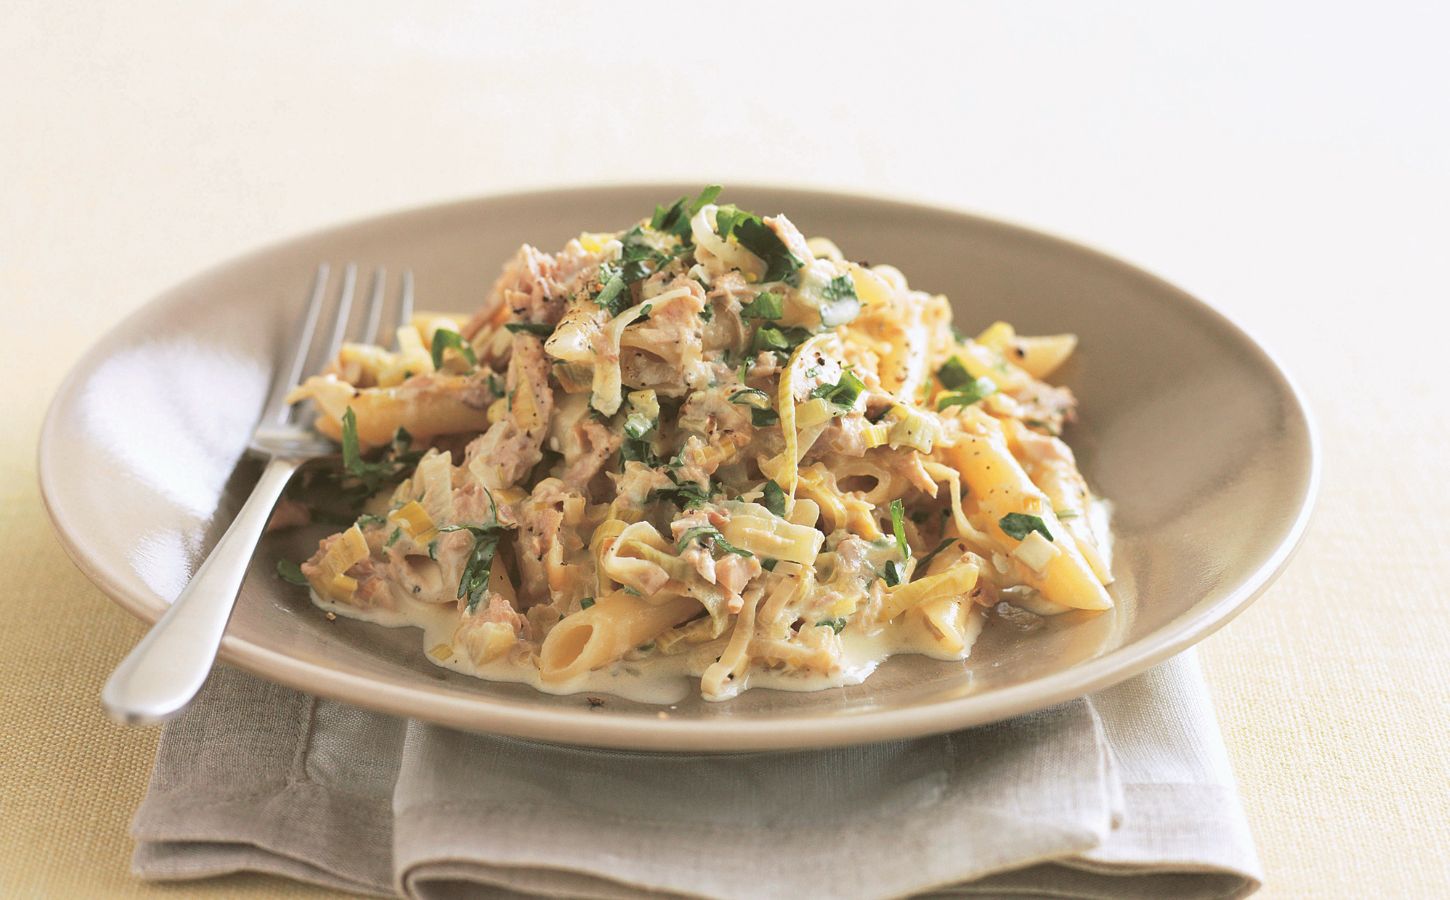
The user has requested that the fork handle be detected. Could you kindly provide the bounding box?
[102,456,300,724]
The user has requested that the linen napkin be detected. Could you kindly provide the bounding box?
[131,650,1261,898]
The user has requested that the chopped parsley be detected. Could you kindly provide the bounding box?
[729,387,778,425]
[593,264,629,317]
[340,408,421,497]
[740,291,784,320]
[276,559,308,586]
[619,226,685,284]
[437,511,512,613]
[882,559,906,588]
[761,479,787,517]
[699,302,714,322]
[808,370,865,410]
[355,513,387,528]
[385,527,403,548]
[620,436,658,467]
[713,204,804,283]
[504,322,555,337]
[579,596,596,609]
[816,617,847,635]
[675,526,753,558]
[936,375,996,411]
[916,537,959,573]
[936,356,972,389]
[729,387,772,408]
[889,499,911,559]
[818,274,860,327]
[648,473,713,509]
[429,328,476,370]
[999,512,1053,542]
[760,558,779,572]
[649,184,722,240]
[751,325,813,356]
[619,393,660,467]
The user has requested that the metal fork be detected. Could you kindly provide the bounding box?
[101,264,414,723]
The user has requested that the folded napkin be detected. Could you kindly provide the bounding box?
[132,650,1261,898]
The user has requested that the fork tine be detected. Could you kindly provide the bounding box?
[262,263,329,425]
[360,267,386,345]
[394,270,415,348]
[321,263,357,366]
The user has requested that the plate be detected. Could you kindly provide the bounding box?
[39,185,1317,751]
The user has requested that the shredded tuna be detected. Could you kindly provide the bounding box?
[465,335,555,489]
[514,479,573,607]
[558,414,622,488]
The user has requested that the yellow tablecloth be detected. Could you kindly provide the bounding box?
[4,2,1447,896]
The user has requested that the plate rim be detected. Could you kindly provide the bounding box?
[38,182,1321,751]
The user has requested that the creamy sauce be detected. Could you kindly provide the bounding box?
[310,499,1110,705]
[310,591,984,705]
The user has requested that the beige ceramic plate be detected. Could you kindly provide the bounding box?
[40,185,1317,751]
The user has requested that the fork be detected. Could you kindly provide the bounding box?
[101,263,414,723]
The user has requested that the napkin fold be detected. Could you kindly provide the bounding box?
[132,651,1260,898]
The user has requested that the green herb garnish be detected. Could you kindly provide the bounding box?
[809,370,865,410]
[593,265,629,317]
[816,617,847,635]
[580,596,595,609]
[818,274,860,327]
[761,479,787,517]
[882,559,906,588]
[936,376,996,410]
[384,527,403,548]
[647,475,713,509]
[999,513,1053,542]
[676,526,754,558]
[936,356,972,389]
[915,537,958,573]
[712,204,803,283]
[339,408,421,497]
[740,291,784,320]
[429,327,476,370]
[649,184,722,240]
[729,387,772,407]
[619,226,684,284]
[890,499,910,559]
[437,508,512,613]
[751,407,779,427]
[356,513,387,528]
[276,559,308,586]
[750,325,813,355]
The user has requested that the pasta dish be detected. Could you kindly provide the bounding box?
[280,187,1114,702]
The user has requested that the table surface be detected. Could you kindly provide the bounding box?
[4,2,1447,896]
